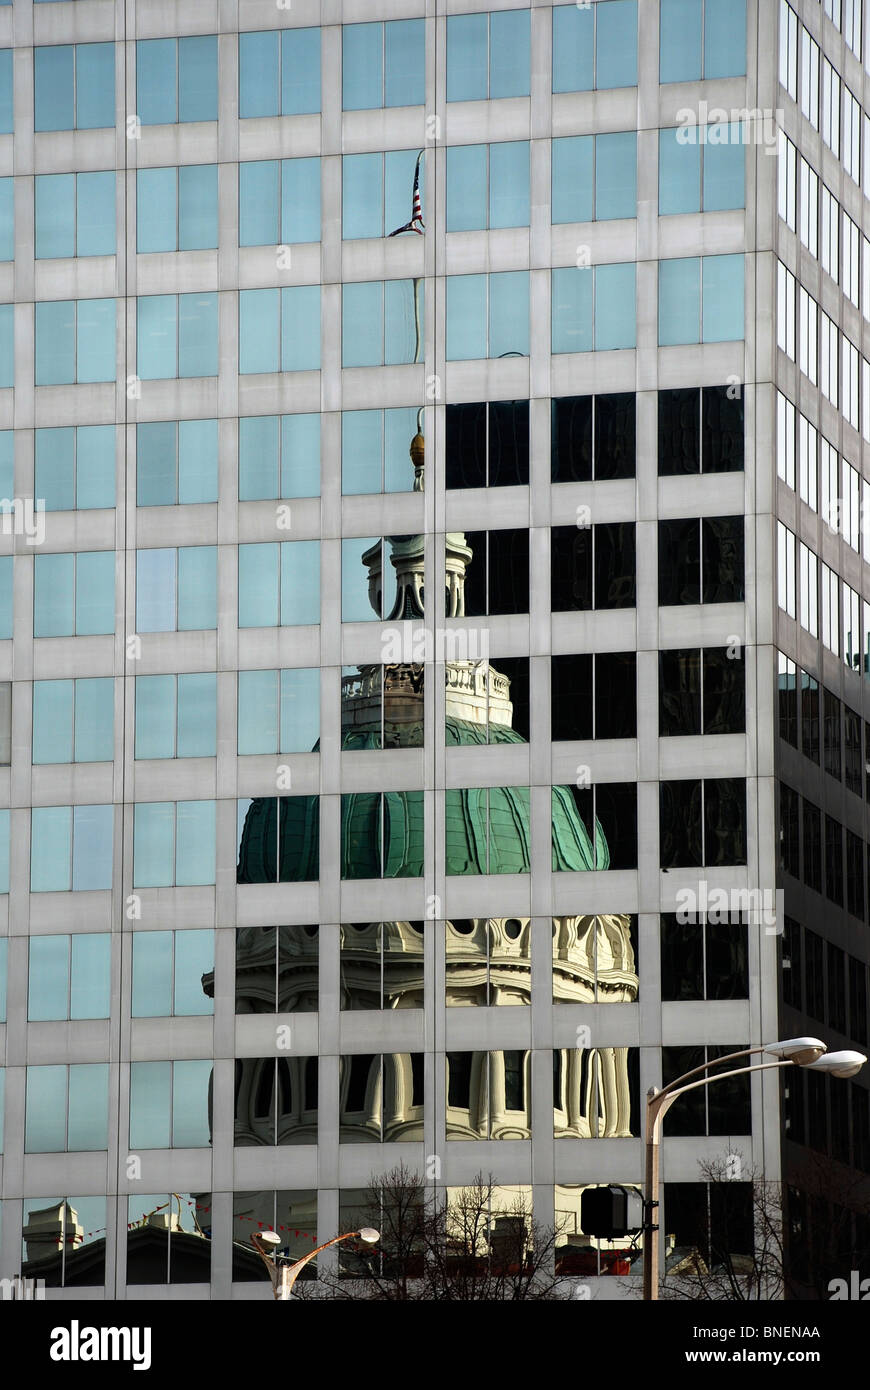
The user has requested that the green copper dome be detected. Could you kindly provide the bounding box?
[237,794,320,883]
[236,714,606,881]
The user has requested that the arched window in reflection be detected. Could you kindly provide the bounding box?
[446,1051,531,1140]
[445,917,531,1006]
[339,922,424,1009]
[339,1053,424,1143]
[233,1056,318,1147]
[553,1048,640,1138]
[234,925,319,1014]
[552,914,639,1003]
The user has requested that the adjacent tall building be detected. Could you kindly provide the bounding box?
[0,0,866,1300]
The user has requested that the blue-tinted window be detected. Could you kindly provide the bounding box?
[135,546,217,632]
[25,1064,109,1152]
[343,20,425,109]
[660,0,745,82]
[137,166,217,252]
[33,678,114,764]
[28,934,111,1020]
[342,407,420,494]
[135,673,217,759]
[659,125,745,213]
[342,280,425,367]
[659,254,744,344]
[446,272,529,360]
[446,142,530,230]
[136,419,217,506]
[551,132,637,222]
[238,414,320,500]
[133,800,216,887]
[35,425,115,510]
[137,293,218,379]
[239,28,321,117]
[554,135,637,223]
[239,159,321,246]
[238,541,320,628]
[447,10,530,101]
[136,36,217,125]
[0,178,12,260]
[659,128,701,213]
[30,804,114,891]
[34,44,115,131]
[35,171,115,258]
[703,129,747,210]
[0,50,12,133]
[0,937,5,1021]
[33,551,115,636]
[132,930,214,1017]
[35,299,116,385]
[659,258,701,346]
[553,3,638,92]
[596,263,637,350]
[552,264,637,352]
[238,668,320,754]
[702,254,745,341]
[239,287,321,374]
[342,150,426,239]
[129,1060,212,1148]
[341,538,399,621]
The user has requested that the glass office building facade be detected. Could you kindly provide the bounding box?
[0,0,865,1299]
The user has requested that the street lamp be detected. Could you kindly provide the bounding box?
[642,1039,866,1301]
[251,1227,380,1301]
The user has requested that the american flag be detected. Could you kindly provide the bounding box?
[388,151,425,236]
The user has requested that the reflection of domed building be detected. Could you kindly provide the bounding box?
[231,429,638,1152]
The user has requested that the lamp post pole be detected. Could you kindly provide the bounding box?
[642,1042,866,1301]
[251,1227,380,1301]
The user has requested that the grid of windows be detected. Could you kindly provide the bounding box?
[1,0,862,1308]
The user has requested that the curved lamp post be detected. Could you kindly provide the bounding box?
[251,1227,380,1301]
[642,1039,867,1301]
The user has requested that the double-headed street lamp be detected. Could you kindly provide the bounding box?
[251,1227,380,1300]
[642,1037,867,1301]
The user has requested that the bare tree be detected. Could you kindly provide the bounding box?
[661,1157,786,1302]
[297,1164,560,1301]
[661,1153,870,1301]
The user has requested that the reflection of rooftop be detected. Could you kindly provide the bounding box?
[21,1200,224,1288]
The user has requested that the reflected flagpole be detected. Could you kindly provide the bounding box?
[386,151,425,365]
